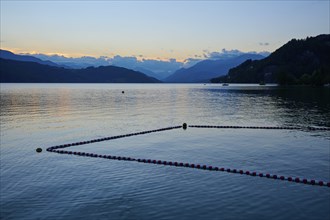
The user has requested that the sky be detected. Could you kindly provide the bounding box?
[0,0,329,62]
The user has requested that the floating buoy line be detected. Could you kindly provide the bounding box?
[45,123,330,188]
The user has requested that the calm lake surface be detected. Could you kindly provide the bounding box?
[1,83,329,220]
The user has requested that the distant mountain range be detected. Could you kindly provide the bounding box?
[211,34,330,85]
[0,58,160,83]
[0,49,64,68]
[164,54,265,83]
[26,53,181,80]
[0,49,269,83]
[3,35,327,85]
[12,50,269,81]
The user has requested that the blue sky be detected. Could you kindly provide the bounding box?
[1,0,329,61]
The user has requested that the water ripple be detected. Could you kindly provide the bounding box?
[1,84,329,220]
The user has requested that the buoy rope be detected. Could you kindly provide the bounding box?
[189,125,330,131]
[46,126,182,149]
[45,124,330,188]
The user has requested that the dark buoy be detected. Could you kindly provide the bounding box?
[122,91,125,94]
[183,123,187,130]
[36,148,42,153]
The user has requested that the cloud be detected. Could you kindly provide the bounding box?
[30,53,110,68]
[202,48,271,60]
[138,58,182,73]
[257,51,271,57]
[108,55,138,69]
[183,58,203,68]
[203,48,244,60]
[194,54,202,58]
[259,42,270,46]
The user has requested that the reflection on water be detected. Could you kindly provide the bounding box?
[205,86,330,127]
[1,83,329,220]
[2,84,329,129]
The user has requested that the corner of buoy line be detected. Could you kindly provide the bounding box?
[36,148,42,153]
[44,124,330,188]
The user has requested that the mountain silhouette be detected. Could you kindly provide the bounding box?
[0,58,161,83]
[30,53,180,79]
[211,34,330,85]
[0,49,63,68]
[164,54,265,83]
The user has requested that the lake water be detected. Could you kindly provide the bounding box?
[1,83,329,220]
